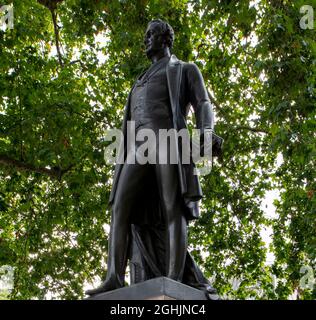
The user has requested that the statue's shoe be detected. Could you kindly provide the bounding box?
[85,280,123,296]
[187,282,220,300]
[200,284,221,300]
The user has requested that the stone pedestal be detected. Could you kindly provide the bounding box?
[85,277,207,300]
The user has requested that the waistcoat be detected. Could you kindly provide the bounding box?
[130,56,172,131]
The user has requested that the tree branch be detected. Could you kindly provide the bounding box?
[232,126,269,134]
[207,91,221,111]
[50,8,63,67]
[37,1,64,67]
[0,155,73,180]
[69,59,88,71]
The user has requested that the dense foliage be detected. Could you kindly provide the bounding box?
[0,0,315,299]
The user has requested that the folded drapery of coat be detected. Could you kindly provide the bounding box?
[129,224,220,300]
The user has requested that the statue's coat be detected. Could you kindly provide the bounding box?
[109,54,215,220]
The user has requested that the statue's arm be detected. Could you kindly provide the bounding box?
[186,63,223,157]
[186,63,214,131]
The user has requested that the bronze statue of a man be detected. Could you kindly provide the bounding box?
[86,19,222,299]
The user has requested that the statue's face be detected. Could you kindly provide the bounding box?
[144,23,166,58]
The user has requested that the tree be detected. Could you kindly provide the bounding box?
[0,0,315,299]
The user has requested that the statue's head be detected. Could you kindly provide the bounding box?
[144,19,174,58]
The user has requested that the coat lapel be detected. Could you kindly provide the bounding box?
[166,55,187,194]
[166,54,182,129]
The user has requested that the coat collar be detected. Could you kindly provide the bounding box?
[137,55,170,85]
[168,54,181,66]
[134,54,179,83]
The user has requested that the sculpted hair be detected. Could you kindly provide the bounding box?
[148,19,174,49]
